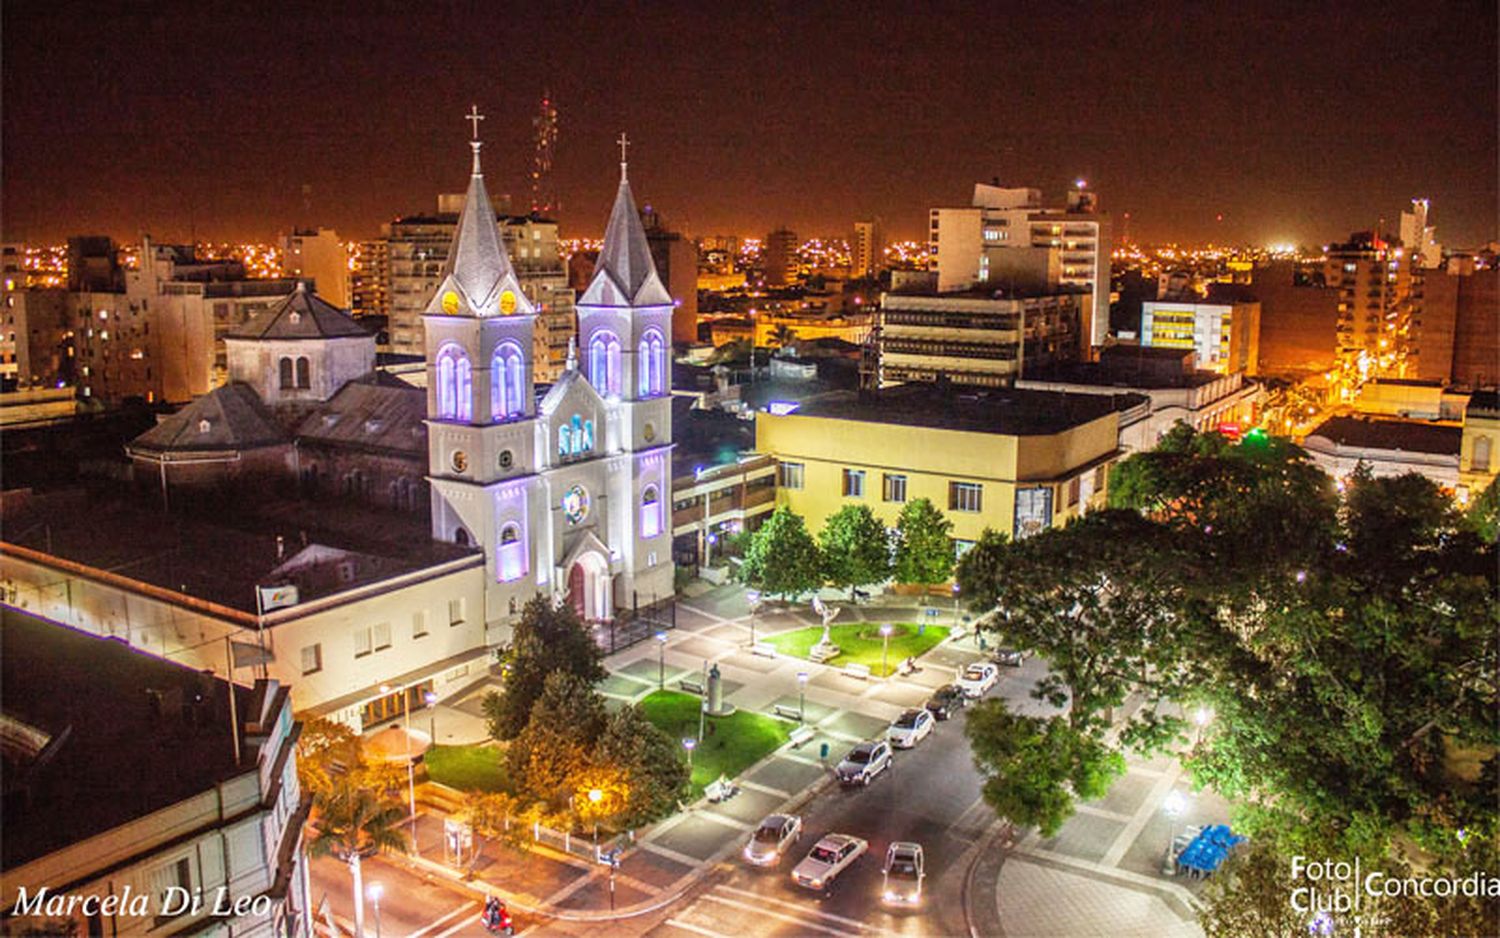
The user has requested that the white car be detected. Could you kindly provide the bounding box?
[882,841,926,905]
[791,833,868,891]
[957,662,999,698]
[886,708,935,749]
[743,813,802,866]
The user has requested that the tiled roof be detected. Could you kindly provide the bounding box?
[129,383,288,453]
[295,375,427,455]
[225,283,371,340]
[1306,416,1462,455]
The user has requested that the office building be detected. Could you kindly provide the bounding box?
[851,220,882,279]
[1399,198,1442,270]
[1251,260,1340,378]
[349,238,389,320]
[280,227,350,308]
[758,384,1135,546]
[874,285,1086,389]
[763,227,799,287]
[1419,267,1499,386]
[929,182,1112,348]
[1,609,310,937]
[1139,296,1260,374]
[1326,231,1419,390]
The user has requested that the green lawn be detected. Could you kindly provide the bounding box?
[764,622,949,676]
[425,744,509,793]
[638,690,792,797]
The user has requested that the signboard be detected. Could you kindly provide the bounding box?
[1013,487,1053,540]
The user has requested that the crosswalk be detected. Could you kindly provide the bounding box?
[661,883,888,937]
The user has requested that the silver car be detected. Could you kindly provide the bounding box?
[882,841,926,905]
[743,813,802,866]
[835,740,892,786]
[791,833,868,891]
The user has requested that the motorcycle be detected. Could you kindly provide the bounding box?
[481,897,515,936]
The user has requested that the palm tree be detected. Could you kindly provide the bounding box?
[307,781,408,937]
[770,324,797,349]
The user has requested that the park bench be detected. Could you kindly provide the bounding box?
[842,662,872,680]
[773,703,803,721]
[789,725,816,748]
[751,642,778,658]
[678,677,705,695]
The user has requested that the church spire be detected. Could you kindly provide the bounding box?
[426,106,533,318]
[580,135,672,308]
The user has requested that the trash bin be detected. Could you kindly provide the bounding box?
[819,742,830,761]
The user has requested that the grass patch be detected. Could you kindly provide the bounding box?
[638,690,792,797]
[425,743,508,793]
[764,622,949,676]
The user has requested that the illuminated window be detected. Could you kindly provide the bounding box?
[641,485,662,538]
[491,341,524,419]
[638,329,665,397]
[435,343,472,421]
[588,331,621,396]
[1475,436,1493,473]
[498,523,526,582]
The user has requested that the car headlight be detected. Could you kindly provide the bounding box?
[884,890,898,901]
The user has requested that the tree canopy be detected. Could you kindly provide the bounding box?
[892,497,954,587]
[818,503,891,599]
[484,595,606,740]
[738,505,822,598]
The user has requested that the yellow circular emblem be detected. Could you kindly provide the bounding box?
[643,422,656,442]
[441,290,460,315]
[500,290,517,315]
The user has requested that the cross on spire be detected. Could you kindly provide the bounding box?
[466,105,485,140]
[617,132,630,180]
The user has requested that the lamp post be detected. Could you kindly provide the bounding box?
[952,583,961,629]
[1194,707,1212,746]
[381,683,418,846]
[588,787,603,856]
[366,883,383,938]
[425,690,438,743]
[796,671,809,723]
[745,589,761,647]
[879,623,893,677]
[683,737,696,773]
[1162,790,1187,875]
[655,631,667,690]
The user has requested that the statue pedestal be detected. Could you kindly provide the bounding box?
[808,642,841,664]
[705,663,737,716]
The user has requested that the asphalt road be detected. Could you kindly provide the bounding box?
[309,851,524,938]
[648,659,1049,938]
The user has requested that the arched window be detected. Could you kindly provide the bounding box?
[643,329,664,395]
[497,523,526,582]
[455,527,471,547]
[491,342,524,420]
[296,356,311,389]
[279,357,294,389]
[640,484,662,538]
[589,331,621,396]
[1475,435,1493,473]
[435,344,472,421]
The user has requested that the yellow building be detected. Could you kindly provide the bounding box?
[755,385,1134,547]
[1460,390,1499,501]
[753,310,873,347]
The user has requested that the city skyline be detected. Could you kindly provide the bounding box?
[3,1,1496,246]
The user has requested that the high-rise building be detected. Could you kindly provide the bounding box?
[851,220,883,279]
[763,227,798,287]
[350,237,389,319]
[280,227,350,308]
[383,200,575,380]
[641,206,698,344]
[1399,198,1443,270]
[1251,260,1340,378]
[1326,231,1419,391]
[874,284,1086,389]
[929,182,1112,349]
[1140,295,1260,375]
[1424,267,1500,387]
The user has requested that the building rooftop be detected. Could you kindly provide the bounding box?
[787,384,1141,436]
[1306,416,1462,455]
[129,383,288,454]
[226,283,371,340]
[673,403,754,478]
[296,374,426,456]
[1468,390,1500,415]
[885,283,1089,300]
[0,490,478,614]
[1,608,253,869]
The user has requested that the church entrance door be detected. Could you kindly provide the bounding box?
[566,551,611,621]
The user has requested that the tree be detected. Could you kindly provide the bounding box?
[506,671,607,810]
[296,717,361,799]
[1465,475,1499,543]
[769,323,798,349]
[965,699,1125,837]
[593,704,691,827]
[307,780,408,938]
[818,504,891,599]
[738,505,822,598]
[485,596,606,740]
[892,497,954,587]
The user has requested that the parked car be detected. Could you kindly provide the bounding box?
[925,684,968,720]
[886,708,935,749]
[882,841,926,905]
[791,833,869,891]
[957,662,1000,697]
[743,813,802,866]
[835,740,893,786]
[992,647,1026,667]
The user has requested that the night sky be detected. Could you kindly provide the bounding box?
[3,1,1496,246]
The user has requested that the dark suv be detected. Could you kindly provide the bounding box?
[925,684,967,720]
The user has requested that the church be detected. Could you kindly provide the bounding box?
[422,127,676,624]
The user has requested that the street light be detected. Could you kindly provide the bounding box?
[746,588,761,647]
[425,690,438,743]
[879,623,893,677]
[366,883,383,938]
[796,671,809,724]
[588,787,603,854]
[655,631,668,690]
[1194,707,1213,745]
[380,683,418,846]
[1162,790,1187,875]
[682,737,696,773]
